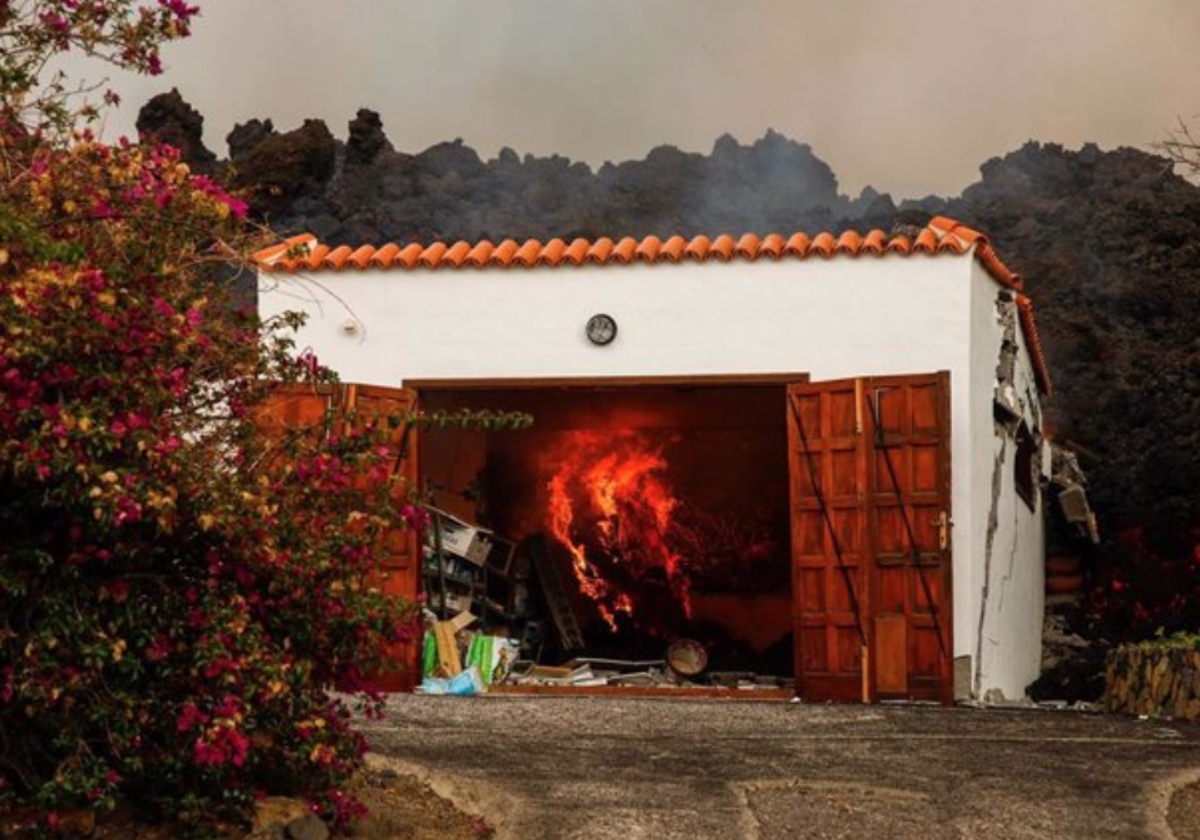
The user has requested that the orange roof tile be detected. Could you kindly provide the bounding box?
[254,217,1049,394]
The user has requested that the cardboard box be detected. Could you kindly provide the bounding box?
[429,507,494,566]
[430,591,473,614]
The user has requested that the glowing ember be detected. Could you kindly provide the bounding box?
[545,431,691,630]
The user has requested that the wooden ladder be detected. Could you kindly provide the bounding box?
[527,536,585,651]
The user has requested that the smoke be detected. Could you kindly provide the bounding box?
[59,0,1200,198]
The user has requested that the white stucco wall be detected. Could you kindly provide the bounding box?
[260,251,1044,698]
[967,260,1046,699]
[261,255,973,384]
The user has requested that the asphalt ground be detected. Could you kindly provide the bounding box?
[361,695,1200,840]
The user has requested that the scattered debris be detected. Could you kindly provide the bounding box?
[416,508,796,696]
[666,638,708,678]
[420,667,486,696]
[1049,443,1099,544]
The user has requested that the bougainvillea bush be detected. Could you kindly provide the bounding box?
[0,3,430,833]
[0,128,430,831]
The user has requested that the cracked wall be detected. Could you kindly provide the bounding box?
[968,272,1047,700]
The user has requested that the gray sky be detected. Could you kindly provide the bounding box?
[75,0,1200,198]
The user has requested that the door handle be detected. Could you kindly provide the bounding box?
[936,511,949,552]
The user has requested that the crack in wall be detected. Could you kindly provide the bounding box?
[996,484,1022,615]
[974,435,1007,697]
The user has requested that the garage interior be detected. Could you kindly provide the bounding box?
[415,377,800,689]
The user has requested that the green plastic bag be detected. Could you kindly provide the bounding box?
[422,629,438,679]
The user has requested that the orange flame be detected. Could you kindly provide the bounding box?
[545,431,690,630]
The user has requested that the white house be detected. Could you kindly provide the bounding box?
[256,216,1052,702]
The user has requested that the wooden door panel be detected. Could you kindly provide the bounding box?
[875,616,907,693]
[254,384,338,452]
[915,572,943,614]
[789,373,952,705]
[800,624,829,672]
[829,567,862,613]
[257,383,421,692]
[344,384,420,572]
[793,511,825,556]
[909,383,941,434]
[829,509,862,553]
[911,445,941,493]
[834,628,864,672]
[865,373,952,704]
[877,567,907,613]
[911,627,942,678]
[797,568,825,612]
[788,379,868,702]
[342,384,421,692]
[827,390,859,437]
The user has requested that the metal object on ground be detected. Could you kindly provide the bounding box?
[666,639,708,677]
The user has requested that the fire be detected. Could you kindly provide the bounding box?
[545,431,691,630]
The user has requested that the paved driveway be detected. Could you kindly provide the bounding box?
[361,696,1200,840]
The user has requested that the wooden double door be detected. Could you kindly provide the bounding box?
[787,373,953,704]
[257,383,422,691]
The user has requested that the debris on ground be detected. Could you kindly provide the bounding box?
[417,507,796,695]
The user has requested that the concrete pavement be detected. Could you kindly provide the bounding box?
[361,696,1200,840]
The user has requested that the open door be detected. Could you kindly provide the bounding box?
[787,373,952,704]
[865,374,952,703]
[342,384,422,692]
[787,378,871,702]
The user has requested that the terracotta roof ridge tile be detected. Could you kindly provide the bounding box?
[396,242,423,268]
[491,239,519,267]
[305,243,331,268]
[347,244,376,270]
[660,235,687,263]
[418,242,447,268]
[685,235,711,261]
[635,235,663,262]
[466,240,495,267]
[862,229,887,254]
[586,237,615,264]
[784,232,811,257]
[710,233,736,261]
[810,231,836,258]
[760,233,785,259]
[537,238,567,266]
[324,245,353,270]
[835,230,863,254]
[511,239,540,267]
[564,238,590,265]
[611,236,638,264]
[370,243,401,267]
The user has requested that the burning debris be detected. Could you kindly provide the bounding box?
[545,430,690,632]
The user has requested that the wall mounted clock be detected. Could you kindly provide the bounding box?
[586,313,618,346]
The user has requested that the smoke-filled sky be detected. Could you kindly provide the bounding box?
[71,0,1200,199]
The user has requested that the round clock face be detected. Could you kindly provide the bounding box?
[586,313,618,346]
